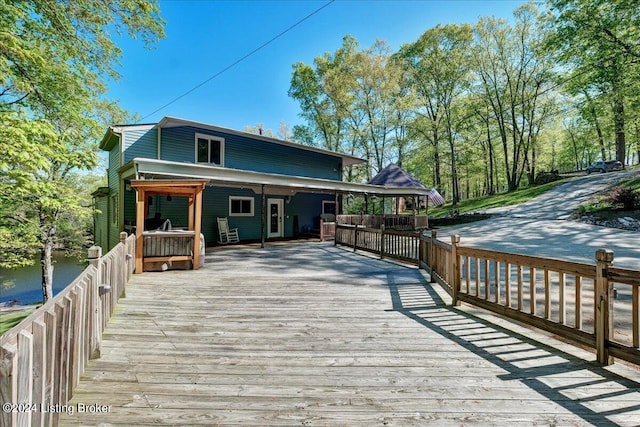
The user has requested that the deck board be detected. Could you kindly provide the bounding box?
[60,243,640,426]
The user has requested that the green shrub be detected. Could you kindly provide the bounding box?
[534,170,560,185]
[608,186,640,210]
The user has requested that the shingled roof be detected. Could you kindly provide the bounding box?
[368,163,427,189]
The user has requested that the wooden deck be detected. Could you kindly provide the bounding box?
[60,242,640,426]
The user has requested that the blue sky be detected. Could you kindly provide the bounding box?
[108,0,526,134]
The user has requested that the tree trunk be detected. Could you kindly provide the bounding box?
[433,146,442,189]
[583,91,607,161]
[41,223,56,302]
[594,111,606,161]
[448,137,459,204]
[487,123,495,195]
[613,96,626,165]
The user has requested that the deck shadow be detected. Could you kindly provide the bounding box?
[387,274,640,427]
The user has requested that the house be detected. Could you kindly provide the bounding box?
[92,116,430,269]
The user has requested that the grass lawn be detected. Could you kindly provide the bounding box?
[0,309,35,336]
[426,178,571,218]
[576,173,640,215]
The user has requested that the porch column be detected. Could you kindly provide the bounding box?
[261,184,266,249]
[188,195,194,231]
[192,186,203,269]
[134,188,145,274]
[426,196,429,228]
[413,195,417,229]
[334,191,339,247]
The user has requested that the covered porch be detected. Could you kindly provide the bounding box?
[60,243,640,426]
[123,158,431,254]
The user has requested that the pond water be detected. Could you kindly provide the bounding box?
[0,253,87,305]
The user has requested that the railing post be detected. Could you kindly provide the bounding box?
[380,223,385,259]
[320,219,324,242]
[429,230,437,283]
[120,232,128,299]
[353,225,358,252]
[595,249,614,365]
[451,235,461,306]
[418,233,425,269]
[87,246,102,359]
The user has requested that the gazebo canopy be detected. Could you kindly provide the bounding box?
[368,164,426,189]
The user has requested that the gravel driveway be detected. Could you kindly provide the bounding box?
[436,169,640,269]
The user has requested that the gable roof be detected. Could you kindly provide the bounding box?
[368,163,427,189]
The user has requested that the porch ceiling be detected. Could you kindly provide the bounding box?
[131,158,430,197]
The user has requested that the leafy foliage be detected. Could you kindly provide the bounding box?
[546,0,640,165]
[0,1,164,301]
[607,186,640,210]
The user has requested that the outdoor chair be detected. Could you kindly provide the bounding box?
[217,217,239,244]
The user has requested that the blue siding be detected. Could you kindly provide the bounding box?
[93,195,109,249]
[159,126,195,163]
[108,145,120,193]
[115,122,346,245]
[107,143,120,249]
[284,192,333,234]
[205,187,261,241]
[160,126,343,180]
[123,190,136,227]
[124,187,334,244]
[123,127,157,163]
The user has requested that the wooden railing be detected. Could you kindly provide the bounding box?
[337,214,428,230]
[420,231,640,367]
[0,232,134,427]
[335,224,421,265]
[319,220,335,241]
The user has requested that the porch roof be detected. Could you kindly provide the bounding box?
[130,158,430,197]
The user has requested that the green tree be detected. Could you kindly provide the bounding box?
[472,4,555,191]
[1,1,164,302]
[546,0,640,165]
[290,36,409,181]
[289,36,357,153]
[396,24,473,204]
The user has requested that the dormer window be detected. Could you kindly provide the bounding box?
[196,133,224,166]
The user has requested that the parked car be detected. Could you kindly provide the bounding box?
[585,160,623,174]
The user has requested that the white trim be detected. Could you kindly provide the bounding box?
[119,132,125,172]
[100,123,158,150]
[111,124,156,133]
[267,198,284,238]
[229,196,254,217]
[133,158,430,197]
[322,200,336,214]
[195,132,225,166]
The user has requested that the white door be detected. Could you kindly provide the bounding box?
[267,199,284,238]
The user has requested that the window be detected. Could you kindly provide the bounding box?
[195,133,224,166]
[229,196,254,217]
[322,200,336,215]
